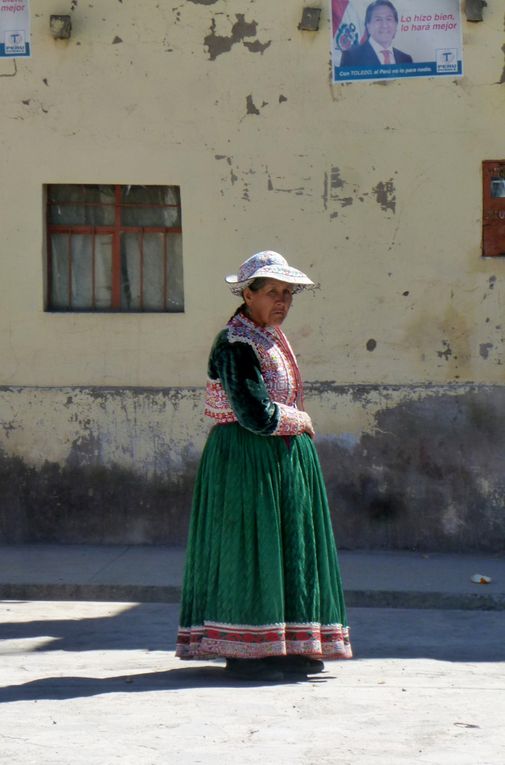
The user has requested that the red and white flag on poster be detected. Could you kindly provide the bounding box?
[331,0,365,65]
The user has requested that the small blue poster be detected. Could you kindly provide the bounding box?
[331,0,462,83]
[1,1,31,58]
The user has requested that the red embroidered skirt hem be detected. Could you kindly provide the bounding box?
[176,622,352,660]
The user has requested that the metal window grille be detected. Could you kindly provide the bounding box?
[46,184,184,311]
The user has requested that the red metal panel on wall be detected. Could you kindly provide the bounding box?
[483,160,505,257]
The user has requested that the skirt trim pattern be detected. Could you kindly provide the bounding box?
[176,621,352,660]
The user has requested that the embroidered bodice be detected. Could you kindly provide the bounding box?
[204,312,308,436]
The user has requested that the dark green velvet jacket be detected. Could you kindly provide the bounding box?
[208,330,280,435]
[204,312,305,437]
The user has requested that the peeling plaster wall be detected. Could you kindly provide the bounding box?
[0,386,206,544]
[2,384,505,551]
[1,2,505,547]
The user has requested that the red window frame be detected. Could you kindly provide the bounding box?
[46,184,182,311]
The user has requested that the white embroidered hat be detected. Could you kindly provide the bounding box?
[225,251,314,296]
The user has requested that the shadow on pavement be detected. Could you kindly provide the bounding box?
[0,602,178,653]
[349,607,505,662]
[1,603,504,673]
[0,666,330,703]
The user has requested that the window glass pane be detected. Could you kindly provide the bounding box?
[142,234,164,311]
[166,233,184,312]
[85,185,115,203]
[121,186,181,227]
[48,185,115,225]
[95,235,113,309]
[71,236,93,309]
[47,185,82,203]
[121,234,141,311]
[50,234,70,309]
[47,185,183,312]
[491,178,505,198]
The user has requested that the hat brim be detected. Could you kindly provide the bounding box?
[225,265,314,296]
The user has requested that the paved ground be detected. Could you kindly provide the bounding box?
[0,544,504,609]
[1,546,505,763]
[1,600,504,765]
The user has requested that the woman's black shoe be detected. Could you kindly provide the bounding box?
[264,655,325,674]
[225,658,284,682]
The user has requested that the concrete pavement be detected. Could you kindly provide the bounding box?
[0,544,504,609]
[1,546,505,763]
[1,600,504,764]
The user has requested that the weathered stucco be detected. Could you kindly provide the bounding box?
[0,2,504,388]
[1,2,505,548]
[2,384,505,551]
[0,386,205,544]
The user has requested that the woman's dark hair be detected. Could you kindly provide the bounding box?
[246,277,269,292]
[365,0,398,27]
[230,278,269,318]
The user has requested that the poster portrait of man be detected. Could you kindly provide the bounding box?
[340,1,413,67]
[332,0,462,83]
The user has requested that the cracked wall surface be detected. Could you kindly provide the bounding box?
[2,384,505,549]
[1,1,505,547]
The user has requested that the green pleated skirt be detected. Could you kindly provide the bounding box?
[176,423,352,660]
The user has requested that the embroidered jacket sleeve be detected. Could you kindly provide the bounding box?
[209,334,307,437]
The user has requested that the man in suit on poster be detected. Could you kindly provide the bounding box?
[340,1,413,67]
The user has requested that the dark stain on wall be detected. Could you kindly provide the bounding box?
[323,166,367,215]
[480,342,493,359]
[373,179,396,213]
[317,386,505,552]
[3,385,505,551]
[0,447,198,545]
[330,166,344,189]
[243,39,271,55]
[204,14,270,60]
[437,340,453,360]
[246,95,260,115]
[329,166,354,207]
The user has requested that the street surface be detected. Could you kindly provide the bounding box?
[1,601,504,764]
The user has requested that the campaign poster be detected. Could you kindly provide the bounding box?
[331,0,462,83]
[0,1,31,58]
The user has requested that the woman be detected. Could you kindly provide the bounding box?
[176,251,352,681]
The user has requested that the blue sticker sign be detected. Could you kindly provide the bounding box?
[1,2,31,58]
[331,0,462,83]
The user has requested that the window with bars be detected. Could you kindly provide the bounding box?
[46,184,184,311]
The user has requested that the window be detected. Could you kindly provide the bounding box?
[46,184,184,311]
[482,161,505,258]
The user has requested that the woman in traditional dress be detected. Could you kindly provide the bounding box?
[176,251,352,681]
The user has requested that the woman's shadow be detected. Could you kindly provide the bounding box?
[0,601,330,702]
[2,603,503,703]
[0,665,329,703]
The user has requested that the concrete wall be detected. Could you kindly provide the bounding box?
[2,382,505,551]
[1,1,505,549]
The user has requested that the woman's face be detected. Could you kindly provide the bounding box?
[243,279,294,326]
